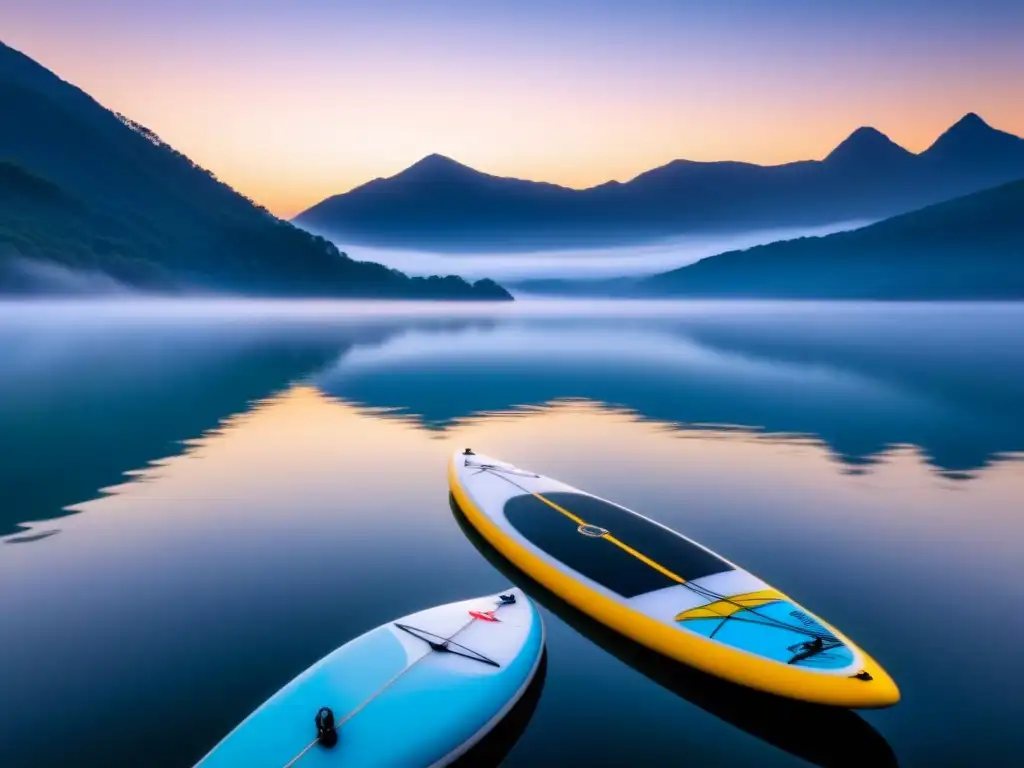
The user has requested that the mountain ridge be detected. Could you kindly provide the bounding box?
[296,115,1024,251]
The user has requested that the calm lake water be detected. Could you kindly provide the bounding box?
[1,299,1022,767]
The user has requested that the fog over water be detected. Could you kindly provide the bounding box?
[332,221,872,282]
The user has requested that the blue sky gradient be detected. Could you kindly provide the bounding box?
[2,0,1021,215]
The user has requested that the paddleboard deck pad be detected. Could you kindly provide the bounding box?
[449,451,899,708]
[195,588,544,767]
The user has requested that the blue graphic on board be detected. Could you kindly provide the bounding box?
[679,599,854,670]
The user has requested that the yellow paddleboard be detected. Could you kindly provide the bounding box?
[449,450,899,709]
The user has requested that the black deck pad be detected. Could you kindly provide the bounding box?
[503,492,733,599]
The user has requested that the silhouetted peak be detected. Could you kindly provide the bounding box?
[950,112,990,132]
[846,126,889,142]
[924,112,1024,160]
[826,127,912,164]
[626,158,762,188]
[410,153,462,170]
[933,113,997,144]
[396,153,481,181]
[589,179,623,191]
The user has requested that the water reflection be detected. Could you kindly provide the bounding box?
[313,313,1024,477]
[3,302,1022,543]
[451,497,898,768]
[451,651,547,767]
[0,315,489,539]
[0,330,335,539]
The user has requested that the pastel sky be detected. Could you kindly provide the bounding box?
[2,0,1023,217]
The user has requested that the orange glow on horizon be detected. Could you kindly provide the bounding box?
[207,99,1024,219]
[2,13,1023,219]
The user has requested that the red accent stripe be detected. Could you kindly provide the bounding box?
[469,610,500,622]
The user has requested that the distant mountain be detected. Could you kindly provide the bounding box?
[508,177,1024,299]
[922,112,1024,171]
[296,115,1024,251]
[822,126,917,169]
[635,178,1024,299]
[0,41,510,299]
[298,154,591,250]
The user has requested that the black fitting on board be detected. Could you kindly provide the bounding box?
[463,448,475,455]
[315,707,338,748]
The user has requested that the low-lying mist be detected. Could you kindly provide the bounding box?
[0,256,135,295]
[333,221,872,282]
